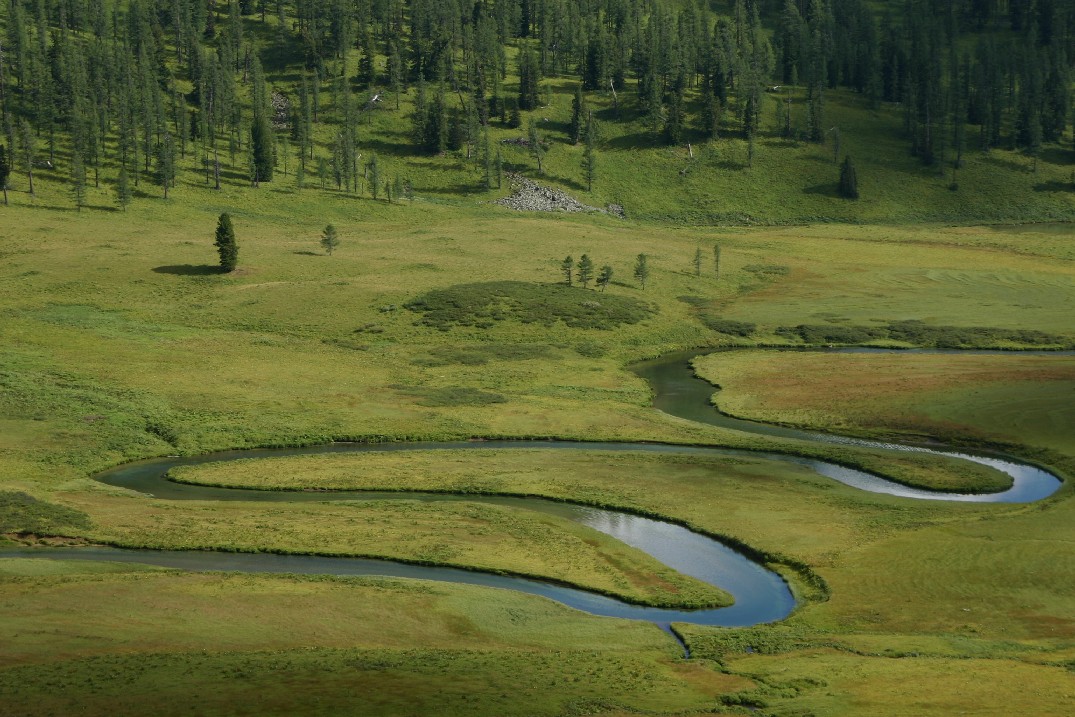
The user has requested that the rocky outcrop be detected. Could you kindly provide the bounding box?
[494,174,623,217]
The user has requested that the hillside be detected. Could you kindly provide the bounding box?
[0,0,1072,224]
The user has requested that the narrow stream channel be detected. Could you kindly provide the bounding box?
[1,350,1064,630]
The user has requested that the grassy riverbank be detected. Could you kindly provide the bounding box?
[693,351,1075,460]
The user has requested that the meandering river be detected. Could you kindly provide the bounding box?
[0,350,1063,629]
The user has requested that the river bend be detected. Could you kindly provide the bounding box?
[0,350,1063,628]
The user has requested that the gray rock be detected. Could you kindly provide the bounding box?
[494,174,620,216]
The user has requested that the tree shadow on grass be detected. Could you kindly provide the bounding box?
[803,182,841,198]
[1033,180,1074,193]
[153,264,225,276]
[293,250,322,256]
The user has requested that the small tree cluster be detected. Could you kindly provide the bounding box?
[560,254,615,291]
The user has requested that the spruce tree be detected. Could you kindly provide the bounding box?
[693,247,703,276]
[214,212,238,271]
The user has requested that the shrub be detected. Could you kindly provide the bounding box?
[702,317,757,337]
[404,281,654,331]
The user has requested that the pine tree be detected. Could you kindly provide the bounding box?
[388,42,403,110]
[665,83,685,145]
[569,85,585,144]
[528,119,544,173]
[71,151,87,211]
[157,132,176,198]
[597,265,613,292]
[839,155,859,199]
[250,114,274,184]
[483,129,493,189]
[214,212,238,271]
[19,120,34,198]
[713,244,722,281]
[693,247,703,276]
[517,47,540,111]
[369,153,380,199]
[321,224,339,255]
[0,143,9,205]
[561,255,574,285]
[582,112,597,192]
[634,253,649,290]
[116,165,132,211]
[577,254,594,288]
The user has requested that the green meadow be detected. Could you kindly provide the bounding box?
[2,175,1074,713]
[2,5,1075,714]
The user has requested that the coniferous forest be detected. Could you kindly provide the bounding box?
[0,0,1073,217]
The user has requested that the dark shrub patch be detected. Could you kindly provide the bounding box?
[776,324,886,344]
[393,385,508,407]
[701,317,757,337]
[404,281,654,331]
[0,492,92,534]
[412,344,553,367]
[777,321,1068,348]
[743,264,791,277]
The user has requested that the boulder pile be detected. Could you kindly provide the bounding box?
[494,174,623,217]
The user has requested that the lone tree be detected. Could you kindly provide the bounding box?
[597,264,613,291]
[0,143,10,205]
[321,224,340,255]
[633,253,650,290]
[839,155,859,199]
[582,112,597,192]
[214,213,238,272]
[250,114,275,185]
[528,119,545,174]
[692,246,703,276]
[115,166,132,211]
[561,255,574,285]
[577,254,594,288]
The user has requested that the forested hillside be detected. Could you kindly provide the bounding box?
[0,0,1073,222]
